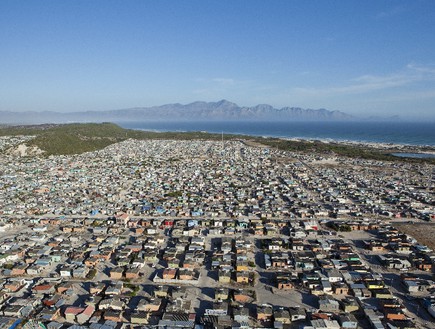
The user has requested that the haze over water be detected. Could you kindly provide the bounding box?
[119,121,435,147]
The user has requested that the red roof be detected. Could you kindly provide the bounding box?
[33,284,53,291]
[65,306,85,315]
[82,305,95,316]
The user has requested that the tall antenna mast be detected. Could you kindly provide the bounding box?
[221,131,224,154]
[429,166,434,192]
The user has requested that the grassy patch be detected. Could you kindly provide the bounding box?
[255,137,435,164]
[1,122,433,163]
[86,268,97,279]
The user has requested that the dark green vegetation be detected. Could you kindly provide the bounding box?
[0,123,149,155]
[259,138,435,164]
[86,268,97,280]
[258,138,399,161]
[1,122,434,163]
[326,222,352,232]
[0,122,239,155]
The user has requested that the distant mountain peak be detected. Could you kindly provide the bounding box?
[216,99,234,105]
[0,100,354,124]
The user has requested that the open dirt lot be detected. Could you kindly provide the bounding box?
[394,222,435,251]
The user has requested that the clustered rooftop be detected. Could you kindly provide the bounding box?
[0,139,432,220]
[0,137,433,329]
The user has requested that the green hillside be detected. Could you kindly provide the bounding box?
[0,122,433,163]
[0,123,239,155]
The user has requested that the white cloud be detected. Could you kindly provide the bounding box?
[212,78,235,86]
[406,62,435,74]
[192,77,255,98]
[371,89,435,102]
[292,63,435,97]
[374,5,406,19]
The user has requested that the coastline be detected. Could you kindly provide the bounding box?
[118,120,435,149]
[1,122,434,160]
[275,136,435,151]
[125,126,435,156]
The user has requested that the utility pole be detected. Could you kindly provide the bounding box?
[221,131,224,156]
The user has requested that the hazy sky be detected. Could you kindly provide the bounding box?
[1,1,435,119]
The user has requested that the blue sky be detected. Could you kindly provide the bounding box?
[1,1,435,119]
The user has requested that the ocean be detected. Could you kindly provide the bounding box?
[117,121,435,147]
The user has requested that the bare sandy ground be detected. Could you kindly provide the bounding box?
[7,143,44,157]
[394,222,435,251]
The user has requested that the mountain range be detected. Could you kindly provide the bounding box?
[0,100,354,124]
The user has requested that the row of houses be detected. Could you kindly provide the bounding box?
[1,138,433,223]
